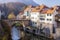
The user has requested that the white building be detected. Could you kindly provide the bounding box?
[30,11,40,27]
[40,6,58,35]
[23,5,46,28]
[40,6,58,25]
[29,5,46,27]
[23,5,59,36]
[29,5,44,27]
[23,5,32,19]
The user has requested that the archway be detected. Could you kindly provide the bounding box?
[11,22,25,40]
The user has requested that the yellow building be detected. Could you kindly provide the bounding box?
[8,12,16,19]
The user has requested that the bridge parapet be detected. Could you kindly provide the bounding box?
[1,19,30,27]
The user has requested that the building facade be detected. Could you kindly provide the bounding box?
[24,5,58,35]
[39,6,58,35]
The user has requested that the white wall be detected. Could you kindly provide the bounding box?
[30,12,40,22]
[45,14,53,23]
[30,12,40,27]
[39,11,58,27]
[45,11,58,24]
[39,13,46,23]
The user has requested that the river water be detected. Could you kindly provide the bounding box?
[11,26,20,40]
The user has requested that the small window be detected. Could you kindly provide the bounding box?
[27,11,29,16]
[33,22,37,24]
[47,19,52,21]
[47,14,49,16]
[47,19,49,21]
[50,14,51,16]
[35,22,37,24]
[40,18,45,20]
[47,14,51,16]
[50,19,52,21]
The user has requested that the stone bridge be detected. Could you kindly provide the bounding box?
[1,20,54,40]
[1,19,30,33]
[2,19,30,27]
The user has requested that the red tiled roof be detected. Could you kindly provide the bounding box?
[24,5,57,14]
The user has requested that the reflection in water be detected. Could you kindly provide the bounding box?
[11,26,20,40]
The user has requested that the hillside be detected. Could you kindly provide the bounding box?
[0,2,26,19]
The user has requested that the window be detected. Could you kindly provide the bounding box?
[47,19,49,21]
[33,22,37,24]
[40,18,45,20]
[47,14,49,16]
[50,19,52,21]
[47,19,52,21]
[40,14,45,17]
[27,11,29,16]
[50,14,51,16]
[35,22,37,24]
[47,14,51,16]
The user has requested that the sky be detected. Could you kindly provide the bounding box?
[0,0,60,7]
[33,0,60,7]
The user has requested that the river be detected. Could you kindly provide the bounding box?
[11,26,20,40]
